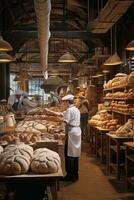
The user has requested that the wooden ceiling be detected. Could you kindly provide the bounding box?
[0,0,134,77]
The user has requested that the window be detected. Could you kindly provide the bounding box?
[10,73,18,95]
[28,77,48,100]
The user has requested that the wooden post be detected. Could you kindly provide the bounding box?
[0,63,10,100]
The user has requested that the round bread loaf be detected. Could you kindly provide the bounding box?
[128,72,134,85]
[0,143,33,175]
[0,146,3,154]
[30,148,61,174]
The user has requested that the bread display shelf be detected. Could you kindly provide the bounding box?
[104,97,134,101]
[0,167,63,181]
[105,108,132,116]
[107,133,133,139]
[124,142,134,149]
[88,123,109,132]
[103,84,133,91]
[96,127,110,132]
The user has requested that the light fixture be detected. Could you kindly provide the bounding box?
[0,36,13,52]
[44,75,64,86]
[126,40,134,51]
[104,52,123,66]
[104,25,122,66]
[102,70,110,74]
[0,52,13,63]
[130,55,134,60]
[96,73,103,77]
[58,52,77,63]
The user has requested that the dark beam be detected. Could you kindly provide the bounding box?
[6,30,92,40]
[17,51,88,54]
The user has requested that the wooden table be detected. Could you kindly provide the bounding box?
[88,124,96,154]
[95,127,109,162]
[88,123,108,162]
[106,133,132,180]
[0,168,63,200]
[124,142,134,188]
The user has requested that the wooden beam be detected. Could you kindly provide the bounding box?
[6,30,92,40]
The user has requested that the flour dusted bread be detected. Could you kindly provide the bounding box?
[116,119,134,137]
[0,146,3,154]
[0,143,33,175]
[30,148,61,174]
[128,72,134,85]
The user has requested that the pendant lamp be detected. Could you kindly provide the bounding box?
[0,52,13,63]
[0,36,13,52]
[58,52,77,63]
[126,40,134,51]
[131,55,134,60]
[104,25,122,66]
[104,52,123,66]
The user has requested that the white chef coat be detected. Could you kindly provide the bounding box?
[7,94,23,111]
[7,94,23,106]
[22,98,38,113]
[64,105,81,157]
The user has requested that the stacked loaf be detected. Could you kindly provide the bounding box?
[110,101,134,114]
[89,110,120,130]
[105,89,134,99]
[103,72,134,90]
[115,119,134,137]
[104,73,128,89]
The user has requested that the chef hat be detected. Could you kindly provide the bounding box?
[62,94,74,101]
[15,90,23,95]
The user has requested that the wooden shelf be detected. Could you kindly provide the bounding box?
[105,108,131,116]
[103,84,133,91]
[110,145,125,152]
[104,97,134,101]
[92,54,110,60]
[127,155,134,163]
[127,177,134,186]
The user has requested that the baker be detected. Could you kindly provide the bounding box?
[50,91,59,106]
[22,92,38,114]
[7,90,23,114]
[61,94,81,181]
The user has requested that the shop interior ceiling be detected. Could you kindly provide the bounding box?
[0,0,134,79]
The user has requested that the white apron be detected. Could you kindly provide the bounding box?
[67,126,81,157]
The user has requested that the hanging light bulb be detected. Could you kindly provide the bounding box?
[0,52,13,63]
[104,25,122,66]
[126,40,134,51]
[0,36,13,52]
[104,53,123,66]
[58,52,77,63]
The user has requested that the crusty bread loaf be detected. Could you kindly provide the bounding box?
[0,146,3,154]
[0,143,33,175]
[30,148,61,174]
[128,72,134,85]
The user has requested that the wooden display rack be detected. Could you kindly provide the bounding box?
[124,142,134,188]
[88,123,109,163]
[103,83,134,180]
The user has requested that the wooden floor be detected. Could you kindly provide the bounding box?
[58,142,134,200]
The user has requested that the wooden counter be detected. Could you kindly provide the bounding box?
[124,142,134,188]
[106,133,133,180]
[0,168,63,200]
